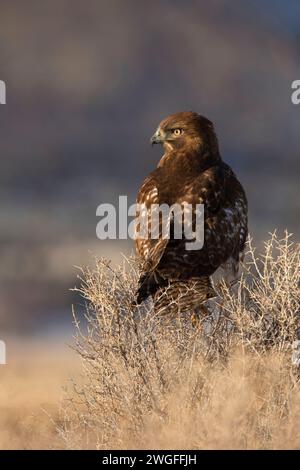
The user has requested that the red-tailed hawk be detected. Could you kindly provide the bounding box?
[135,112,248,317]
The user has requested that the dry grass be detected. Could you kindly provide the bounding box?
[58,231,300,449]
[0,339,80,450]
[1,232,298,449]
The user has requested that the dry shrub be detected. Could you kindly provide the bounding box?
[60,232,300,449]
[220,232,300,353]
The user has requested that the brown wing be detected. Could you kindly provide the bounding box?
[135,164,247,304]
[135,175,169,270]
[194,164,247,268]
[135,175,171,302]
[156,163,247,279]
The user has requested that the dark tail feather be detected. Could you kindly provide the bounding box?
[136,271,167,304]
[153,276,216,315]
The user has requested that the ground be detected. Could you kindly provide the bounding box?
[0,336,79,450]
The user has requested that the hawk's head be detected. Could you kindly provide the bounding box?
[151,111,219,157]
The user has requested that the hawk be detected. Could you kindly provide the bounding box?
[135,112,248,317]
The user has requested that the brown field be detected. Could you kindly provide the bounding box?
[1,232,300,450]
[2,344,300,450]
[0,338,80,450]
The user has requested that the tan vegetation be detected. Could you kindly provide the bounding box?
[0,340,79,449]
[1,232,299,449]
[58,232,300,449]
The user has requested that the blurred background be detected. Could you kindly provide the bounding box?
[0,0,299,336]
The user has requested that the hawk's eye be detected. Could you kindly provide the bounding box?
[172,128,182,137]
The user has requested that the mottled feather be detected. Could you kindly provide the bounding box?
[135,112,248,315]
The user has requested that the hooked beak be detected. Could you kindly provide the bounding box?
[150,129,165,146]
